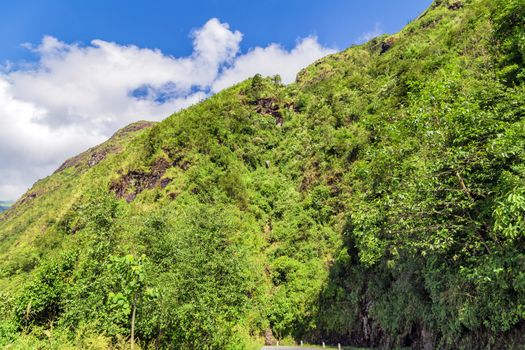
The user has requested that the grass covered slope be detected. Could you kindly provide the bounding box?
[1,0,525,348]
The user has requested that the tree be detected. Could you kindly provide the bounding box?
[107,254,147,349]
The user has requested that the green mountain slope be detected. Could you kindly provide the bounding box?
[1,0,525,348]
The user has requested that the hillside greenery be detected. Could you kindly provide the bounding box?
[1,0,525,349]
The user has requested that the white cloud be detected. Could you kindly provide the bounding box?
[357,22,384,44]
[0,18,334,200]
[212,36,335,92]
[192,18,242,68]
[0,77,101,199]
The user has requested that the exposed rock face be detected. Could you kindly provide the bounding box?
[420,328,435,350]
[448,1,463,10]
[380,37,397,54]
[248,96,297,126]
[109,157,171,202]
[251,98,284,126]
[264,328,277,346]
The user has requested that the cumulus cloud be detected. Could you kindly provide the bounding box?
[0,18,334,200]
[212,36,335,92]
[0,77,101,199]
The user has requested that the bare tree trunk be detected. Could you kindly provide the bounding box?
[131,293,137,350]
[155,326,162,350]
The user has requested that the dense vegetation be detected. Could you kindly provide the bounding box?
[1,0,525,348]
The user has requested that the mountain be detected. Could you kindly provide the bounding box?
[1,0,525,348]
[0,202,12,213]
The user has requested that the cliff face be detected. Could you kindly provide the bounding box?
[1,0,525,348]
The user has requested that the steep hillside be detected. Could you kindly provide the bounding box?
[1,0,525,349]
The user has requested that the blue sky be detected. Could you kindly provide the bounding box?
[0,0,433,200]
[0,0,432,63]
